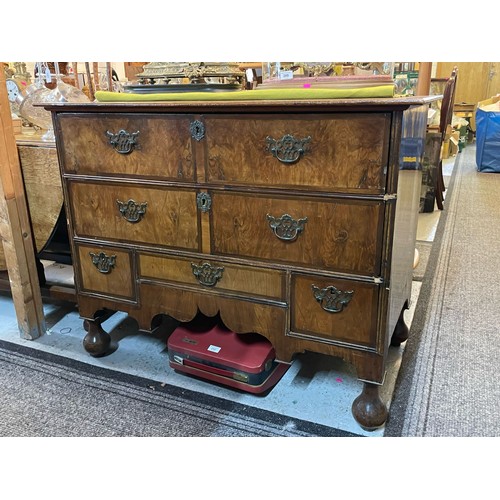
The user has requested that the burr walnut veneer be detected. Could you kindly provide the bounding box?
[46,97,432,430]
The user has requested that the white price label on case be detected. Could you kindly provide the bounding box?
[207,345,221,353]
[279,70,294,80]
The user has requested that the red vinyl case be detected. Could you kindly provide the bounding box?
[168,320,289,394]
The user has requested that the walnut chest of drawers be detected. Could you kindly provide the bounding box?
[47,97,432,430]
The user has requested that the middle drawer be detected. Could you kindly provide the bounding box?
[210,191,385,276]
[68,180,199,250]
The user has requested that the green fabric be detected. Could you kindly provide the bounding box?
[95,85,395,102]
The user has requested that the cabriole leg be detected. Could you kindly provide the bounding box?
[391,306,409,347]
[351,382,388,431]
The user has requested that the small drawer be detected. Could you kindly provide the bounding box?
[139,253,285,301]
[68,180,199,250]
[56,113,195,180]
[291,273,380,347]
[76,243,135,299]
[210,191,384,276]
[204,113,390,194]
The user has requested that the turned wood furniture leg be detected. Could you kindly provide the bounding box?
[391,306,409,346]
[351,382,388,430]
[82,310,115,356]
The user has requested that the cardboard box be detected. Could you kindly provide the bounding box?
[442,139,450,159]
[449,132,459,156]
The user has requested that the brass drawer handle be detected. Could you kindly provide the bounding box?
[265,134,311,164]
[106,129,140,154]
[312,285,354,313]
[116,199,147,223]
[267,213,307,241]
[89,251,116,274]
[191,262,224,287]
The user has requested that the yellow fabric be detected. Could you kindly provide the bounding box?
[95,85,395,102]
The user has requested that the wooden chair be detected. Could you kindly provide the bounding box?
[80,63,114,100]
[436,66,458,210]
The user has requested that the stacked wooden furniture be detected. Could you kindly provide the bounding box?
[46,96,433,430]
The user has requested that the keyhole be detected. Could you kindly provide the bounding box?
[190,120,205,141]
[197,192,211,212]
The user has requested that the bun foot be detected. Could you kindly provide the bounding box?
[352,382,388,431]
[83,319,112,357]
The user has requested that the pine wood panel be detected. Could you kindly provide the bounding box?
[139,253,285,300]
[210,191,384,275]
[0,67,45,339]
[204,113,390,194]
[68,181,199,250]
[57,114,195,180]
[436,62,492,104]
[486,62,500,98]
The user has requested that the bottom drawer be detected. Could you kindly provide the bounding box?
[291,273,379,347]
[76,243,135,300]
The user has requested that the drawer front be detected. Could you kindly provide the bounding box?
[139,253,285,300]
[57,114,195,180]
[210,192,384,276]
[68,181,199,250]
[291,274,379,347]
[204,114,390,194]
[77,244,134,299]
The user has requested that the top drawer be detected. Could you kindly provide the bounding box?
[203,113,391,194]
[56,113,196,181]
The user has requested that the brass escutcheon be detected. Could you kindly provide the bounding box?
[196,192,212,212]
[190,120,205,141]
